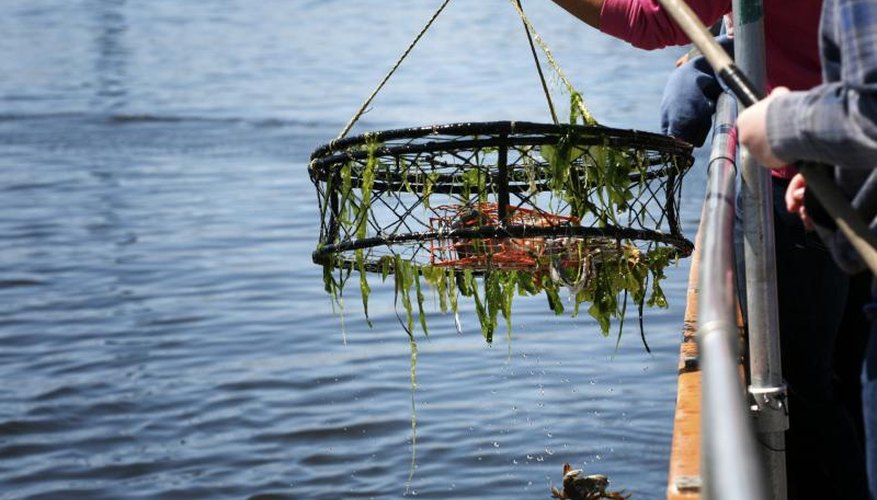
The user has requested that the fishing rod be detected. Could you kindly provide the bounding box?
[656,0,877,276]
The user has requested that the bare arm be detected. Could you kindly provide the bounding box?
[548,0,605,29]
[550,0,727,50]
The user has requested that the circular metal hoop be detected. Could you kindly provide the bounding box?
[310,121,694,273]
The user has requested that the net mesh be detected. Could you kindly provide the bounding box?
[309,121,694,274]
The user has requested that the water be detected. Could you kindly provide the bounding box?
[0,1,709,498]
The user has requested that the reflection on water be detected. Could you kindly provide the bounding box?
[92,0,128,110]
[0,1,709,498]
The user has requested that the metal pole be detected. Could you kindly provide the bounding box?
[731,1,788,498]
[698,94,767,500]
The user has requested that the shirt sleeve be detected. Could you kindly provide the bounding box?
[765,0,877,170]
[600,0,729,50]
[766,86,877,170]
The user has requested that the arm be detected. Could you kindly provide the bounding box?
[550,0,728,50]
[549,0,605,29]
[764,86,877,171]
[747,0,877,170]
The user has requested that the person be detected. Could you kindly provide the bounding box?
[658,33,731,146]
[659,15,732,147]
[548,0,870,497]
[737,0,877,495]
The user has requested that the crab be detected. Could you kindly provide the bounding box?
[550,463,630,500]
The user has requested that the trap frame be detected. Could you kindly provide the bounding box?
[310,120,694,273]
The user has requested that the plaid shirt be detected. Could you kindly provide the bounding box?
[766,0,877,170]
[765,0,877,274]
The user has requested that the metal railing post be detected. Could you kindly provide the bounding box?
[731,1,789,498]
[698,94,767,500]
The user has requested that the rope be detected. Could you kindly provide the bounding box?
[335,0,594,139]
[506,0,596,125]
[516,0,559,124]
[335,0,452,141]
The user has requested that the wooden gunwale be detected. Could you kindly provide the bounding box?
[666,224,704,500]
[666,220,747,499]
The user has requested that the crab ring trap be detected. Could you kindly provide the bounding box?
[310,121,693,342]
[311,120,693,268]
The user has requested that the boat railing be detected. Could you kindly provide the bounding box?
[695,92,768,499]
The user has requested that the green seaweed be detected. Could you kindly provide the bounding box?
[355,249,371,327]
[322,240,676,347]
[405,336,418,493]
[318,97,680,348]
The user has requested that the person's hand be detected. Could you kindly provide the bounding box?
[785,173,814,231]
[736,86,790,169]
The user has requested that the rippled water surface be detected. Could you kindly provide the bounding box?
[0,1,709,498]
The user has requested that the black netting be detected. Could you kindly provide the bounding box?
[310,121,694,274]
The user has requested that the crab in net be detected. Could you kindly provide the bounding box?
[429,201,642,294]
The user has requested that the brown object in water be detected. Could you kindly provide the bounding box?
[550,463,631,500]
